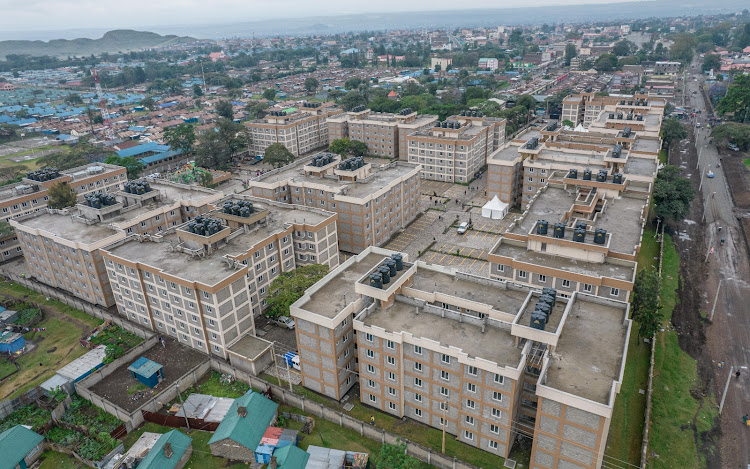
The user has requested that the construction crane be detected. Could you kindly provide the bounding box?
[92,69,116,142]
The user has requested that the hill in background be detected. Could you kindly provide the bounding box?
[0,30,197,59]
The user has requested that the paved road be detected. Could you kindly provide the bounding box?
[686,61,750,468]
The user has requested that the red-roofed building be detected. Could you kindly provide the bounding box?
[387,90,399,100]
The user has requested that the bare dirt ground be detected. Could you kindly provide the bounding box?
[87,338,208,413]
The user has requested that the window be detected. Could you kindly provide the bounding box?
[386,340,394,349]
[538,274,546,283]
[414,362,422,372]
[388,402,397,410]
[493,391,503,402]
[518,270,527,279]
[414,345,422,355]
[583,283,593,293]
[388,387,396,396]
[387,356,396,365]
[465,416,475,425]
[467,365,477,376]
[365,333,373,342]
[440,386,449,397]
[441,370,450,381]
[387,371,396,381]
[368,379,375,388]
[369,395,376,403]
[562,279,571,288]
[441,354,450,364]
[366,349,374,358]
[490,424,500,434]
[489,440,498,450]
[494,374,504,385]
[415,393,423,402]
[367,364,375,373]
[492,408,502,419]
[467,383,476,393]
[414,377,423,387]
[415,408,423,417]
[440,402,448,411]
[611,287,620,297]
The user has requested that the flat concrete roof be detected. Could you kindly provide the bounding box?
[18,211,117,244]
[489,144,521,163]
[513,186,576,234]
[624,156,658,178]
[518,294,567,332]
[631,138,660,153]
[409,268,528,314]
[106,201,330,286]
[364,300,523,368]
[301,251,385,319]
[545,298,627,404]
[492,242,635,281]
[255,158,418,199]
[228,334,272,359]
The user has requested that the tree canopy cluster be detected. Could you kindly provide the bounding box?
[265,264,329,318]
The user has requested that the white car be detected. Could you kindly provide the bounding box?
[457,222,471,235]
[269,316,295,329]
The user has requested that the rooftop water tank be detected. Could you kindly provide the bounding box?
[569,169,578,179]
[530,310,547,330]
[370,273,383,289]
[583,169,592,181]
[613,173,623,184]
[596,170,607,182]
[594,228,607,245]
[384,259,397,277]
[378,266,391,284]
[575,222,587,231]
[391,253,403,271]
[539,293,556,309]
[537,220,549,235]
[573,228,586,243]
[553,223,565,239]
[535,302,551,317]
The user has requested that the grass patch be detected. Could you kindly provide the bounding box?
[637,228,660,272]
[648,235,718,468]
[38,451,79,469]
[127,383,149,395]
[743,158,750,168]
[124,422,247,469]
[0,360,17,380]
[280,405,431,469]
[658,149,668,165]
[260,373,504,468]
[0,281,103,399]
[194,371,252,398]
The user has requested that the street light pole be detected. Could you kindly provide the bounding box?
[441,401,447,454]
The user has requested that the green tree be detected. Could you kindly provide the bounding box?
[265,264,328,318]
[140,97,155,110]
[339,91,367,111]
[660,117,687,151]
[515,94,537,113]
[196,170,214,188]
[564,43,577,66]
[264,143,295,168]
[196,119,248,170]
[612,40,636,57]
[65,93,83,105]
[653,165,695,222]
[669,34,696,63]
[631,267,661,338]
[702,54,721,72]
[562,119,575,127]
[304,77,319,92]
[462,86,487,103]
[104,155,144,179]
[717,75,750,122]
[215,100,234,120]
[329,138,350,156]
[164,123,197,154]
[378,441,420,469]
[348,139,368,157]
[192,84,203,97]
[594,53,618,72]
[262,88,277,101]
[47,182,77,209]
[245,101,268,119]
[711,122,750,150]
[345,77,363,90]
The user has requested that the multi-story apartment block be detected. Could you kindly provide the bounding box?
[100,196,338,359]
[292,246,631,469]
[245,102,342,157]
[0,163,127,262]
[561,93,666,128]
[407,112,506,183]
[326,107,438,159]
[11,180,222,307]
[247,153,421,253]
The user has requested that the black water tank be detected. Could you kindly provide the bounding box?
[391,253,403,271]
[537,220,549,235]
[379,266,391,284]
[594,228,607,244]
[539,293,556,309]
[613,173,623,184]
[530,311,547,330]
[553,223,565,238]
[542,287,557,298]
[583,169,592,181]
[370,273,383,289]
[573,229,586,242]
[569,169,578,179]
[596,170,607,182]
[384,259,397,277]
[575,222,587,231]
[535,302,551,318]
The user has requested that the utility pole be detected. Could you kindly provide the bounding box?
[271,345,282,387]
[284,354,293,392]
[441,401,447,454]
[176,384,190,430]
[710,278,723,321]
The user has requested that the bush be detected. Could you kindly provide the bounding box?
[88,326,142,364]
[0,405,51,432]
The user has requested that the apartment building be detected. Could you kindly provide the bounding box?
[407,112,506,183]
[245,102,342,157]
[292,246,631,469]
[0,163,127,262]
[326,107,437,159]
[11,180,222,307]
[100,196,338,359]
[561,93,666,128]
[247,153,421,254]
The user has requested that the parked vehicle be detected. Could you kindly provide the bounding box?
[269,315,296,329]
[728,143,740,152]
[457,222,472,235]
[707,170,715,178]
[283,352,301,371]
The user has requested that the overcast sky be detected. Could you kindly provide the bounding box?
[0,0,627,33]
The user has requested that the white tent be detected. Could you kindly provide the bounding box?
[481,195,509,220]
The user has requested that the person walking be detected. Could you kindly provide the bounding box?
[370,416,375,426]
[159,335,166,349]
[736,370,741,379]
